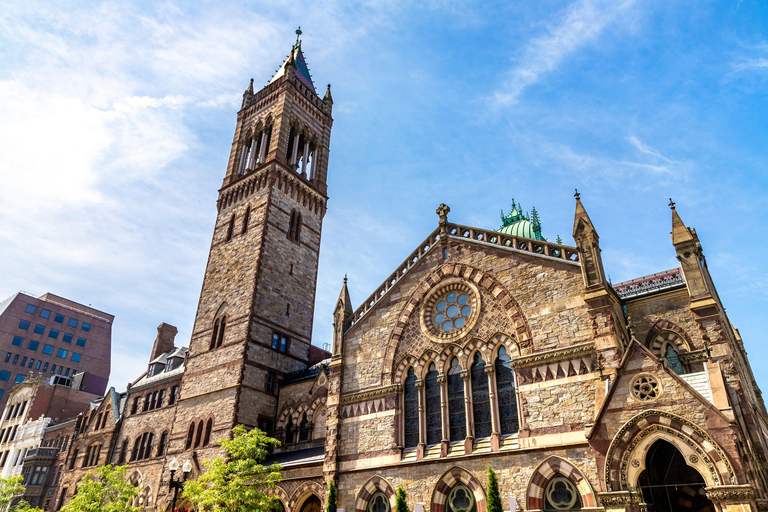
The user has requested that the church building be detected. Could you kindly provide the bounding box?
[47,35,768,512]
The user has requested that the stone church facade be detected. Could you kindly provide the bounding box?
[45,38,768,512]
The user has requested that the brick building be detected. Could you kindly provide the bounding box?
[43,36,768,512]
[0,291,113,410]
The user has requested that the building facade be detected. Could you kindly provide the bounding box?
[39,38,768,512]
[0,291,113,410]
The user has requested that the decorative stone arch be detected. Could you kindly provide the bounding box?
[416,350,441,379]
[267,485,290,511]
[308,395,327,420]
[383,263,532,385]
[438,343,467,375]
[277,406,295,431]
[431,466,486,512]
[644,320,694,355]
[354,476,397,512]
[393,355,419,384]
[489,332,521,360]
[526,456,597,510]
[462,337,494,367]
[289,481,325,511]
[604,409,737,492]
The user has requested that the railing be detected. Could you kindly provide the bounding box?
[23,447,57,459]
[348,223,580,328]
[613,268,685,300]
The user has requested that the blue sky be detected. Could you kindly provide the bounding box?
[1,0,766,392]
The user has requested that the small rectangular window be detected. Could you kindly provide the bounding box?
[54,314,64,324]
[40,309,50,319]
[62,333,73,343]
[64,368,70,376]
[50,364,56,374]
[57,366,63,375]
[28,341,39,351]
[42,363,48,372]
[33,324,44,334]
[82,322,91,332]
[28,359,34,369]
[76,337,86,347]
[12,337,23,347]
[71,353,81,363]
[20,357,26,367]
[12,355,18,365]
[67,318,78,328]
[280,335,288,353]
[4,353,10,363]
[272,333,280,350]
[42,345,54,355]
[35,361,41,370]
[18,320,30,330]
[48,329,59,340]
[24,304,36,314]
[57,349,68,359]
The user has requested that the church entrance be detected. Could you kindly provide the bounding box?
[299,495,322,512]
[638,439,715,512]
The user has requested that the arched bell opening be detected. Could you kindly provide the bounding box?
[638,439,715,512]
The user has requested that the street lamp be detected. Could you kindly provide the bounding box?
[168,457,192,512]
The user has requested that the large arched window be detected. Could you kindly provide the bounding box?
[367,492,389,512]
[298,413,309,442]
[403,367,419,448]
[425,363,442,445]
[284,416,294,445]
[495,347,519,435]
[470,352,491,439]
[447,357,466,442]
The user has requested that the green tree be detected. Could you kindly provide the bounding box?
[61,464,139,512]
[487,466,502,512]
[181,425,282,512]
[395,485,408,512]
[0,475,43,512]
[326,480,337,512]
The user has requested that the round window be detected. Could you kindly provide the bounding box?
[544,476,581,511]
[447,484,476,512]
[630,374,661,401]
[420,279,480,342]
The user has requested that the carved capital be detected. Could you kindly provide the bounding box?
[415,379,424,389]
[484,365,495,374]
[598,491,642,506]
[460,370,470,380]
[704,485,756,503]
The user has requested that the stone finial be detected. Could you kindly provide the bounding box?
[437,203,450,239]
[574,188,581,201]
[323,83,333,105]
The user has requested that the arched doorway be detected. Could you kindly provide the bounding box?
[638,440,715,512]
[299,495,322,512]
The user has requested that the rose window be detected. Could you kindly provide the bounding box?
[421,279,481,342]
[631,374,661,401]
[434,292,472,332]
[544,476,581,511]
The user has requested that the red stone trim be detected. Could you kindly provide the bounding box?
[354,475,396,512]
[430,466,487,512]
[644,319,695,353]
[525,456,596,510]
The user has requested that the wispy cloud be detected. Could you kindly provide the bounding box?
[493,0,638,106]
[731,42,768,73]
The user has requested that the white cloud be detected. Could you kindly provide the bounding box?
[493,0,638,106]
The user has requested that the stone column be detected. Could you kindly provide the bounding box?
[301,142,310,176]
[310,148,317,179]
[461,369,474,454]
[438,374,449,457]
[416,379,426,460]
[290,134,300,166]
[485,365,501,451]
[237,142,248,175]
[246,138,257,170]
[258,131,268,163]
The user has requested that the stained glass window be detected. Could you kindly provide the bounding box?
[447,358,466,442]
[404,367,419,448]
[425,363,442,445]
[495,347,519,435]
[665,344,685,375]
[471,352,492,439]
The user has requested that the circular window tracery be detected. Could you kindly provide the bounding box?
[447,484,476,512]
[420,279,481,342]
[544,476,581,511]
[631,374,661,401]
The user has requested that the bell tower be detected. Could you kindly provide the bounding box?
[173,31,333,452]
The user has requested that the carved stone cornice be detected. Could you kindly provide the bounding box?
[340,384,401,405]
[598,491,642,506]
[704,485,756,503]
[510,341,596,369]
[679,348,709,365]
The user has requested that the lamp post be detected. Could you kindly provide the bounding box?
[168,457,192,512]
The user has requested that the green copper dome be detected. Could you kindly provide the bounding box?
[497,200,546,241]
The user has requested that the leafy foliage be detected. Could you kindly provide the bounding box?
[61,465,139,512]
[395,485,408,512]
[487,466,502,512]
[181,425,282,512]
[326,480,337,512]
[0,475,43,512]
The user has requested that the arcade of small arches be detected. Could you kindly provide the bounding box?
[276,397,327,446]
[236,117,274,176]
[397,336,521,450]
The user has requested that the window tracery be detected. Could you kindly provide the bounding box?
[425,363,442,445]
[495,346,519,435]
[447,357,466,442]
[470,352,492,439]
[543,476,581,511]
[446,484,476,512]
[298,413,309,442]
[403,367,419,448]
[367,491,389,512]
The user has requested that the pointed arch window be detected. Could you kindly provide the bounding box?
[225,215,235,242]
[210,315,226,351]
[288,210,302,243]
[447,358,466,442]
[495,347,519,435]
[425,363,442,445]
[471,352,492,439]
[194,420,204,448]
[403,367,419,448]
[203,418,213,446]
[298,413,309,442]
[185,423,195,450]
[664,344,685,375]
[284,416,295,445]
[242,206,251,235]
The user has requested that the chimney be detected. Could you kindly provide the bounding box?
[150,323,178,361]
